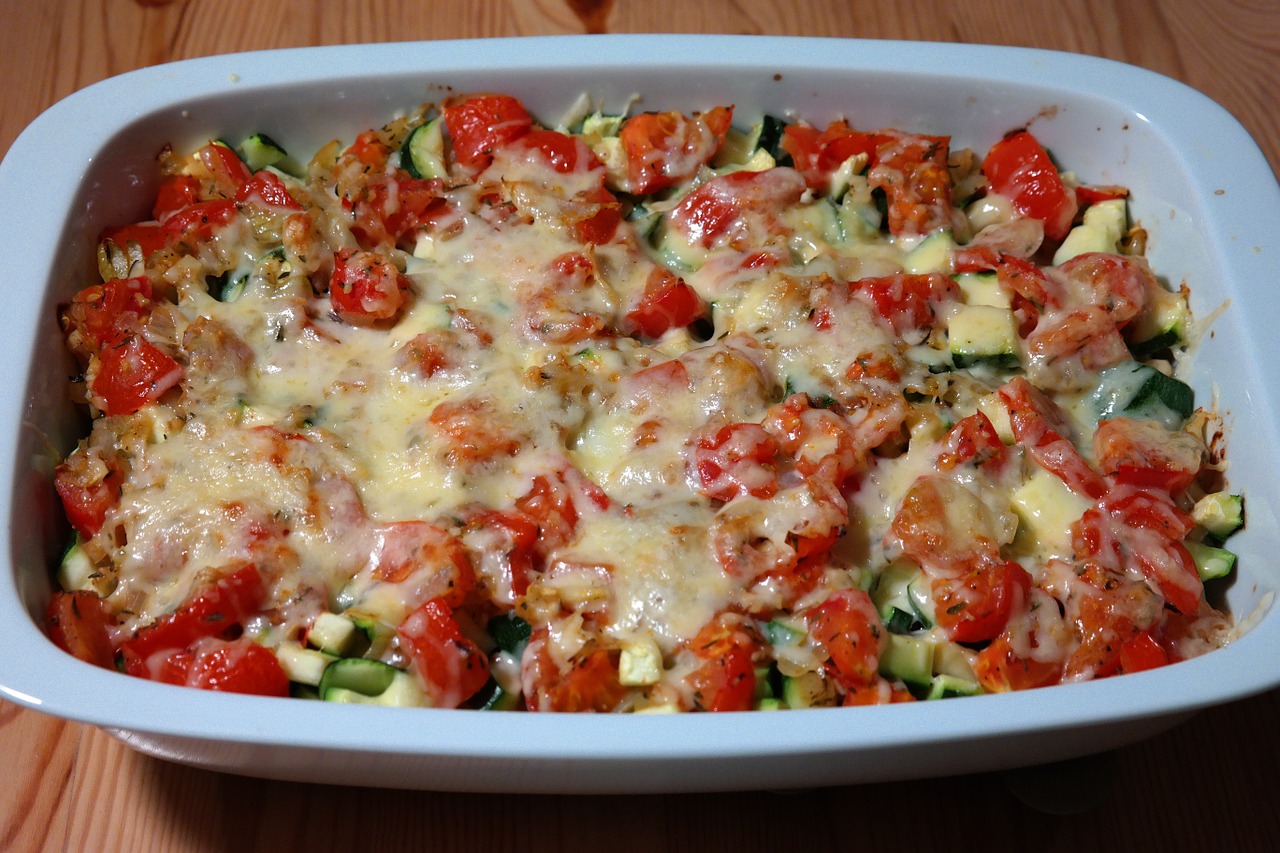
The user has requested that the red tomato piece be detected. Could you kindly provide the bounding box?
[1117,630,1168,674]
[427,397,525,467]
[460,508,539,602]
[195,142,252,195]
[329,247,408,325]
[1064,562,1163,678]
[996,254,1061,312]
[936,412,1009,472]
[234,170,303,210]
[153,175,202,221]
[668,168,807,249]
[369,520,477,606]
[618,105,733,194]
[351,174,448,249]
[622,267,705,338]
[443,94,534,171]
[869,132,953,237]
[397,598,490,708]
[1057,252,1156,328]
[45,591,116,669]
[514,466,612,560]
[688,422,780,502]
[1071,487,1202,616]
[54,453,122,540]
[347,129,392,169]
[119,564,266,677]
[512,128,603,174]
[1094,417,1204,495]
[982,130,1079,243]
[999,376,1108,499]
[889,475,1003,575]
[523,632,628,712]
[162,199,237,248]
[99,222,167,258]
[761,395,863,484]
[851,273,960,337]
[780,120,880,191]
[686,616,759,712]
[62,276,155,354]
[91,334,183,416]
[572,204,622,245]
[158,637,289,697]
[932,559,1030,645]
[808,589,886,690]
[974,635,1063,692]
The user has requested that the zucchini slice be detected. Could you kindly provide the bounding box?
[1087,361,1194,429]
[400,118,447,180]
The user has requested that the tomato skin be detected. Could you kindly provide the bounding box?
[686,616,759,712]
[622,267,704,338]
[119,564,266,677]
[62,276,155,354]
[369,520,477,606]
[808,589,885,690]
[54,456,122,540]
[618,106,732,194]
[688,422,780,502]
[460,508,539,602]
[851,273,960,337]
[999,376,1108,500]
[1117,630,1168,674]
[444,94,534,171]
[195,142,252,197]
[780,120,880,191]
[158,638,289,697]
[936,412,1008,472]
[351,174,447,249]
[523,632,628,712]
[153,175,202,221]
[347,129,392,168]
[46,591,116,669]
[982,130,1079,243]
[161,199,237,248]
[933,559,1030,645]
[91,333,183,416]
[397,598,490,708]
[974,635,1063,692]
[234,170,303,210]
[329,247,408,325]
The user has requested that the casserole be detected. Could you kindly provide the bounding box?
[1,34,1277,792]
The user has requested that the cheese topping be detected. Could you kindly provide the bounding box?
[51,95,1236,709]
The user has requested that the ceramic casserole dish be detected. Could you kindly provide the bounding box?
[0,35,1277,793]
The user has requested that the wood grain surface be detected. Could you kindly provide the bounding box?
[2,1,1278,851]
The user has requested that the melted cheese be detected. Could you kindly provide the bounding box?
[60,97,1236,710]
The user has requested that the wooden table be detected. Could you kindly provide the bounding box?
[2,1,1277,850]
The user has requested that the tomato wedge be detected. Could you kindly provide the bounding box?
[443,94,534,171]
[982,130,1079,243]
[397,598,490,708]
[46,591,116,669]
[91,333,183,416]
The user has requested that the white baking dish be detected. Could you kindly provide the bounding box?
[0,35,1277,793]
